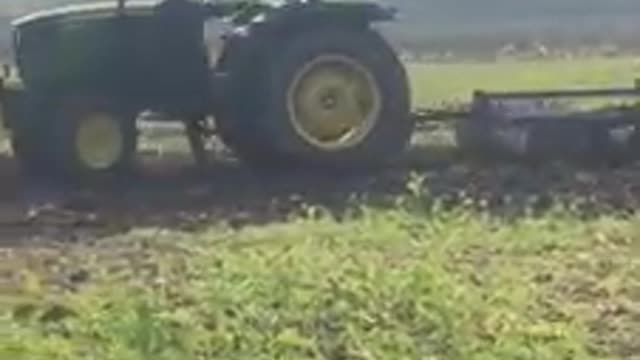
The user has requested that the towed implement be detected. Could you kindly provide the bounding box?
[0,0,414,182]
[456,83,640,164]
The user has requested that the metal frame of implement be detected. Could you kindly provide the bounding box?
[469,80,640,128]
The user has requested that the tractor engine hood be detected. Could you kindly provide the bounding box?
[12,0,160,29]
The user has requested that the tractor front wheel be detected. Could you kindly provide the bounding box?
[50,97,138,182]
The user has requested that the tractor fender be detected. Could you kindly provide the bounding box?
[255,1,396,30]
[244,1,397,37]
[216,1,397,80]
[220,1,396,46]
[213,1,398,119]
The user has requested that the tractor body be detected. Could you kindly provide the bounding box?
[11,2,166,112]
[0,0,413,181]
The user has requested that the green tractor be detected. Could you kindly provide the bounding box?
[0,0,414,182]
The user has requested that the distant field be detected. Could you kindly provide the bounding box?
[407,56,640,106]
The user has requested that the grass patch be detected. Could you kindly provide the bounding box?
[408,57,640,106]
[1,201,638,359]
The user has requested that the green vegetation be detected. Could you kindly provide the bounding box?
[1,58,639,359]
[1,199,638,359]
[408,57,640,105]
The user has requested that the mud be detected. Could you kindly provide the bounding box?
[0,122,639,247]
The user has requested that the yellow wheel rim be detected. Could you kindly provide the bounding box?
[286,54,382,150]
[75,113,123,170]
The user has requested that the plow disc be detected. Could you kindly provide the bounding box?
[454,83,640,164]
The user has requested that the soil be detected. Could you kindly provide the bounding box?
[0,121,638,247]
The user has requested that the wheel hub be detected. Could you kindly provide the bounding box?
[287,54,382,150]
[75,113,124,170]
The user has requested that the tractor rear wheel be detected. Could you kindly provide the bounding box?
[49,96,138,182]
[214,35,285,168]
[216,27,413,170]
[263,28,413,169]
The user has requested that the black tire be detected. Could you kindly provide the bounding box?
[216,27,413,171]
[9,95,54,176]
[48,96,138,183]
[261,27,414,170]
[214,36,286,169]
[11,129,46,175]
[630,125,640,160]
